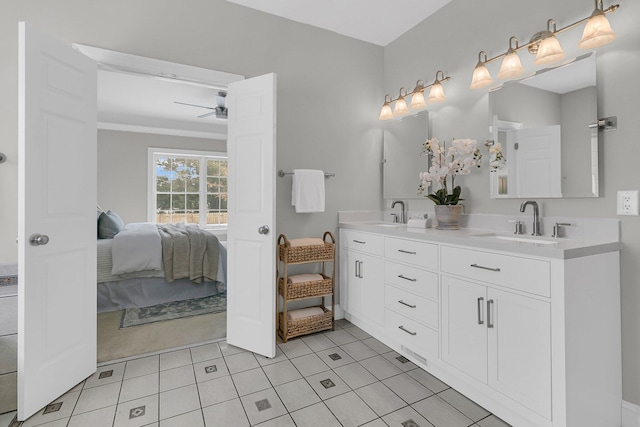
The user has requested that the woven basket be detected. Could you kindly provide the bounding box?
[278,274,333,300]
[278,232,335,264]
[278,306,333,339]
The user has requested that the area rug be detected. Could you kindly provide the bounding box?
[120,292,226,328]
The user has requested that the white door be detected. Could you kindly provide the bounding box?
[513,125,562,198]
[226,73,277,358]
[441,276,488,383]
[487,288,552,418]
[18,22,97,420]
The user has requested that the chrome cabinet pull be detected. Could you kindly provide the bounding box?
[353,240,366,244]
[398,274,417,282]
[354,260,359,278]
[398,300,416,309]
[398,325,417,336]
[358,261,364,279]
[470,263,501,272]
[477,297,484,325]
[487,299,495,328]
[398,249,417,255]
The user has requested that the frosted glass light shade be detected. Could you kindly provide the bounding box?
[379,103,393,120]
[470,62,493,89]
[394,96,409,116]
[579,12,616,49]
[497,50,524,79]
[410,90,426,110]
[535,35,566,65]
[427,82,446,102]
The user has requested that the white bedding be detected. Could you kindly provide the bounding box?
[111,222,163,275]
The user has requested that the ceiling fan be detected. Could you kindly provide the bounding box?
[174,91,228,119]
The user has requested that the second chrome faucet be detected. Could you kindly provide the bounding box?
[520,200,541,236]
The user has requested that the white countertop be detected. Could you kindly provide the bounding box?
[339,221,620,260]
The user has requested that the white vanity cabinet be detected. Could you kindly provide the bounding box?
[339,229,384,329]
[338,223,621,427]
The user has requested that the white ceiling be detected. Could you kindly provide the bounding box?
[225,0,452,46]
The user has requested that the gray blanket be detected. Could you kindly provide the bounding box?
[157,224,219,283]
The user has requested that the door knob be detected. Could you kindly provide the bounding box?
[258,225,270,235]
[29,234,50,246]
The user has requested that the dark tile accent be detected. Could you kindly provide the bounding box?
[255,399,271,412]
[396,355,410,364]
[328,353,342,361]
[129,405,146,419]
[9,415,22,427]
[205,365,218,374]
[99,370,114,379]
[401,420,421,427]
[43,402,63,414]
[320,379,335,389]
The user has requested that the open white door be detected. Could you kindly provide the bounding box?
[513,125,562,198]
[226,73,277,358]
[18,22,97,420]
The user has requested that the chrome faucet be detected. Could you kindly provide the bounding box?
[519,200,541,236]
[391,200,406,224]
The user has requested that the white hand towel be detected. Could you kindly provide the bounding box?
[291,169,325,213]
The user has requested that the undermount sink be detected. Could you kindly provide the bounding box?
[374,223,404,228]
[472,233,558,245]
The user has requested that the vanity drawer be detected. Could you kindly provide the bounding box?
[385,308,438,359]
[341,229,384,256]
[385,285,438,329]
[441,246,550,297]
[384,237,438,270]
[384,261,438,301]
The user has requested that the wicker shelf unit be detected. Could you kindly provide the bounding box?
[277,231,335,342]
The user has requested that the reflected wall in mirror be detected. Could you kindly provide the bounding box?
[489,53,598,199]
[383,110,429,199]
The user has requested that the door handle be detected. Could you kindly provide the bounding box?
[477,297,484,325]
[258,225,270,235]
[487,299,494,328]
[29,234,49,246]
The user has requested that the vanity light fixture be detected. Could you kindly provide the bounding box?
[379,71,451,120]
[469,0,619,89]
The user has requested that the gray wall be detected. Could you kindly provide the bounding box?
[97,130,226,225]
[0,0,384,263]
[383,0,640,405]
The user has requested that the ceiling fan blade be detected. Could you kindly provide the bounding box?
[197,111,217,119]
[174,101,215,110]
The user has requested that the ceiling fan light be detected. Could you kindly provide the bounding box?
[579,10,616,49]
[535,34,566,65]
[497,49,524,79]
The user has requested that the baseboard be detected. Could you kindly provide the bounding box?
[333,304,344,320]
[622,400,640,427]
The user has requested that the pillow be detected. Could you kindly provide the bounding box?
[98,210,124,239]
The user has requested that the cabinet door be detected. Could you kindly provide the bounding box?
[487,288,551,419]
[441,276,488,383]
[342,250,362,318]
[360,253,385,327]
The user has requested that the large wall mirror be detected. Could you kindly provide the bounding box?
[383,110,429,199]
[489,53,598,199]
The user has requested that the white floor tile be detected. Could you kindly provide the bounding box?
[190,343,222,364]
[124,355,159,380]
[274,378,321,412]
[333,362,378,389]
[289,353,330,377]
[359,355,404,380]
[254,414,296,427]
[22,390,80,427]
[305,370,351,400]
[300,334,335,353]
[68,405,116,427]
[202,398,249,427]
[231,367,272,396]
[262,360,302,386]
[315,347,355,369]
[324,391,378,427]
[382,406,435,427]
[278,339,313,359]
[159,384,200,421]
[438,388,490,422]
[411,395,473,427]
[240,388,287,426]
[159,409,205,427]
[382,351,418,372]
[339,340,378,361]
[113,394,159,427]
[362,419,390,427]
[324,329,358,346]
[120,373,159,403]
[159,349,192,371]
[290,402,341,427]
[159,365,195,392]
[256,347,288,367]
[198,375,238,408]
[362,337,393,354]
[406,368,449,393]
[224,351,259,374]
[74,382,121,415]
[382,373,434,404]
[193,357,229,383]
[354,382,406,417]
[218,342,247,357]
[85,362,126,389]
[343,325,372,340]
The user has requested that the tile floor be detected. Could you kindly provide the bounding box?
[1,319,512,427]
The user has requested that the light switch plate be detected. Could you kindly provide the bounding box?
[617,190,639,215]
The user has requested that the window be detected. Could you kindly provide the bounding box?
[149,148,227,230]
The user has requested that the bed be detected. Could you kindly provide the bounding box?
[96,222,227,313]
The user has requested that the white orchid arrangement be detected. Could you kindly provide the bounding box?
[418,138,482,205]
[489,142,506,172]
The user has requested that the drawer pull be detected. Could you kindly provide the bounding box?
[398,300,417,309]
[398,274,417,282]
[487,299,495,328]
[398,325,417,336]
[477,297,484,325]
[470,263,501,272]
[353,239,366,244]
[398,249,417,255]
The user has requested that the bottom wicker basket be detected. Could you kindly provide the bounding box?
[278,305,333,341]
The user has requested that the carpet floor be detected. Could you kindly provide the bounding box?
[97,309,226,363]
